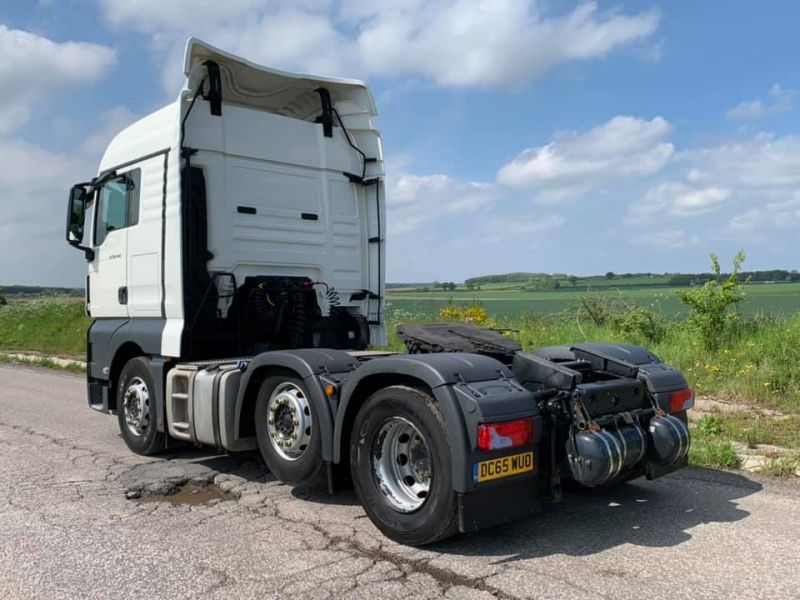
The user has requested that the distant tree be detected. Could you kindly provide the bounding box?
[605,271,616,280]
[432,280,441,289]
[568,276,578,287]
[0,288,6,306]
[528,276,559,290]
[465,281,475,291]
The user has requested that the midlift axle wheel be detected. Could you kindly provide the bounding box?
[255,375,323,485]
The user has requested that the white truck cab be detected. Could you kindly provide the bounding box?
[69,38,385,364]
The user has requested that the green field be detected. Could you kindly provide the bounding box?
[388,283,800,320]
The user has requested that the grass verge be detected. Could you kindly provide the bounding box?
[0,352,86,373]
[0,298,90,356]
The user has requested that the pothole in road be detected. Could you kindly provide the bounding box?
[132,482,236,506]
[120,460,240,505]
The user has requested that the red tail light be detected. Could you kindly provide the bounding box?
[669,388,695,413]
[477,418,533,451]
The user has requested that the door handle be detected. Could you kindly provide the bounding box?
[118,286,128,305]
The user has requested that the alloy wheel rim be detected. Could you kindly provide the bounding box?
[266,382,312,461]
[123,376,150,437]
[372,417,432,513]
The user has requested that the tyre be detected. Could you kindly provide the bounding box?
[255,376,323,485]
[117,357,166,455]
[350,385,458,546]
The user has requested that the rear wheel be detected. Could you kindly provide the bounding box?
[255,376,323,485]
[117,357,166,455]
[350,386,458,546]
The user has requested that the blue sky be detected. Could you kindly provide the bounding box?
[1,0,798,286]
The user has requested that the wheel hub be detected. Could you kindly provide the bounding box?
[266,383,312,461]
[372,417,432,513]
[123,376,150,438]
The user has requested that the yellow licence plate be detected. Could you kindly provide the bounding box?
[473,451,534,483]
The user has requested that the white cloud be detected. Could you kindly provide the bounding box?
[355,1,659,88]
[78,106,141,155]
[727,198,800,234]
[0,139,94,285]
[0,107,136,286]
[497,115,673,200]
[628,131,800,236]
[678,133,800,189]
[728,209,762,231]
[726,84,799,120]
[627,182,731,224]
[388,173,496,233]
[765,195,800,228]
[0,25,117,133]
[478,214,564,242]
[636,229,699,249]
[96,0,659,92]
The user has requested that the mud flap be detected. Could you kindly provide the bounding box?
[457,477,543,533]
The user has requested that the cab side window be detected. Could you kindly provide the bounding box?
[94,169,141,245]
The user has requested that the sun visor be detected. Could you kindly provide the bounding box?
[182,38,377,120]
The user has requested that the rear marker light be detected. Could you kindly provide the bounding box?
[477,418,533,451]
[669,388,695,413]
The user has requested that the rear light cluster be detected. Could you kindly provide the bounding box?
[477,418,533,451]
[669,388,695,413]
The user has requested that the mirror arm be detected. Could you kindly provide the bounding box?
[66,237,94,261]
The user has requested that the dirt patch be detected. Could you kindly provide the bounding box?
[691,395,791,420]
[133,481,236,505]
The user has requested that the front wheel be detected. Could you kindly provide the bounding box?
[350,386,458,546]
[117,357,166,455]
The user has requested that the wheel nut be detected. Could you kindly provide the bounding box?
[292,418,299,426]
[291,434,297,440]
[268,417,274,425]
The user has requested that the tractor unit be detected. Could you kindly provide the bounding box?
[66,39,692,545]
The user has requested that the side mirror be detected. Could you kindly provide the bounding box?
[66,184,94,261]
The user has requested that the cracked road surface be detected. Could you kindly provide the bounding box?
[1,364,799,599]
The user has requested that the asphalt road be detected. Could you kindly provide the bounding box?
[1,364,799,600]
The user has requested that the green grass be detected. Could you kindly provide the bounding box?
[0,298,91,356]
[3,295,800,413]
[759,456,800,477]
[689,430,743,470]
[388,306,800,413]
[388,282,800,319]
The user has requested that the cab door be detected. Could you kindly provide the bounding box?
[88,171,139,318]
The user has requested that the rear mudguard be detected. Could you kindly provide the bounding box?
[534,342,690,410]
[333,353,542,493]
